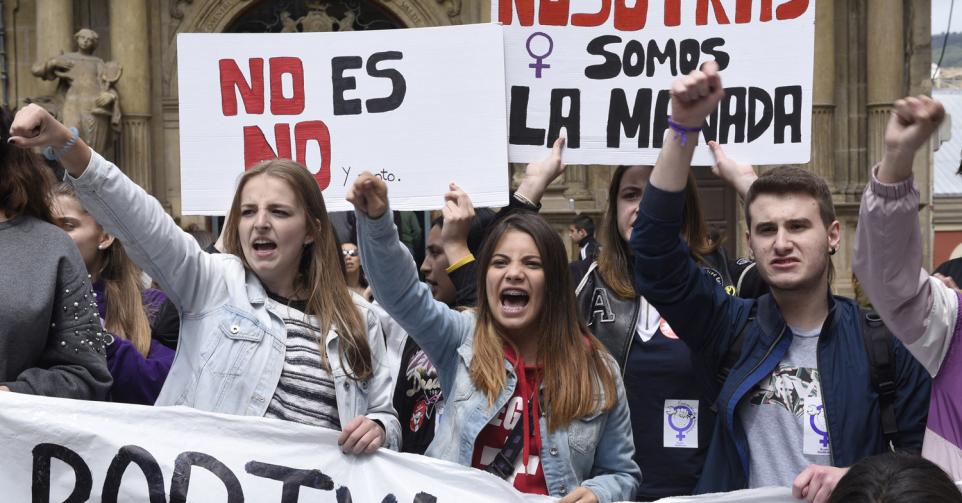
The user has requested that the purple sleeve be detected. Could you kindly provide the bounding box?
[852,166,932,345]
[141,288,168,323]
[106,337,174,405]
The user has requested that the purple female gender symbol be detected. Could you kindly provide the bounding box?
[667,404,695,441]
[526,32,553,79]
[809,405,829,447]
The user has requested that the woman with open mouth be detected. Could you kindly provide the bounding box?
[10,104,399,455]
[350,172,640,503]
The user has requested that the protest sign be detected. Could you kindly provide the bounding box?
[177,24,508,214]
[2,393,956,502]
[496,0,815,166]
[0,392,553,502]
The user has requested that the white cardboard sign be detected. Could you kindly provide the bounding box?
[495,0,815,166]
[177,25,508,215]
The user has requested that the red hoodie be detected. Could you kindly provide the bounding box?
[470,345,548,495]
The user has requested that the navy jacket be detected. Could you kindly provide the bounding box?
[630,184,931,493]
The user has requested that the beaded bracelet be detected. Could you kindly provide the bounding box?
[512,192,541,210]
[666,116,702,147]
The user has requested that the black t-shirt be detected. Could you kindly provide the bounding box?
[624,326,716,501]
[151,298,181,350]
[393,336,444,454]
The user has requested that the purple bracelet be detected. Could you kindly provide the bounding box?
[667,116,702,147]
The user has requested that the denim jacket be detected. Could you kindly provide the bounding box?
[67,151,400,450]
[356,208,640,502]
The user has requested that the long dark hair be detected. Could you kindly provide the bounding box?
[470,213,617,430]
[0,107,55,223]
[597,165,718,298]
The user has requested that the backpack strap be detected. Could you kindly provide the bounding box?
[860,309,899,444]
[485,396,535,480]
[575,261,599,296]
[735,262,758,298]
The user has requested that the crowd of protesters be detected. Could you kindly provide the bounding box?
[1,62,961,503]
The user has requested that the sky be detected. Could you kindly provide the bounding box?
[933,0,962,34]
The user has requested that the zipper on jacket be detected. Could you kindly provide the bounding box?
[621,297,642,375]
[815,338,835,466]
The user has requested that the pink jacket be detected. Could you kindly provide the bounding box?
[853,168,962,479]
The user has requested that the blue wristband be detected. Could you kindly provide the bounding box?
[42,127,80,161]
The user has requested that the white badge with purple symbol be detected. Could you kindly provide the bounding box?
[803,396,831,456]
[663,399,698,449]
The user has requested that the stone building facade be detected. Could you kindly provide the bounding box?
[2,0,934,296]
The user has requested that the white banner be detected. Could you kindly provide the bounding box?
[2,392,954,502]
[495,0,815,166]
[177,24,508,215]
[0,392,552,502]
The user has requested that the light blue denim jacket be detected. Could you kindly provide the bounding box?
[357,208,640,502]
[67,151,400,450]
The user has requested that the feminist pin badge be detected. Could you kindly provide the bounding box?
[663,399,698,449]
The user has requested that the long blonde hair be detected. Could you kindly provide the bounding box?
[223,159,372,380]
[55,185,153,357]
[470,214,617,430]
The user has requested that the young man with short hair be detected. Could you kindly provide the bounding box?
[569,214,599,262]
[630,62,931,501]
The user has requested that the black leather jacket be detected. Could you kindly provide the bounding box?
[575,248,755,372]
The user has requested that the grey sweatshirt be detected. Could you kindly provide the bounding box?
[0,215,112,399]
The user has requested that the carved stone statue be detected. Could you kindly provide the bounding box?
[280,11,300,33]
[300,3,337,32]
[30,29,122,156]
[275,1,356,33]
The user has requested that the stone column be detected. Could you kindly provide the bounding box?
[34,0,74,96]
[866,0,903,179]
[908,0,933,270]
[564,165,594,201]
[811,0,836,193]
[110,0,152,192]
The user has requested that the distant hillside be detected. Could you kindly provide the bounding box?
[934,32,962,70]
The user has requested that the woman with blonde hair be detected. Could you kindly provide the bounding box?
[350,172,639,503]
[52,183,173,404]
[11,104,399,453]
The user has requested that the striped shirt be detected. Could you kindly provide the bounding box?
[263,294,341,430]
